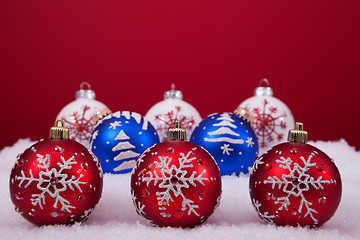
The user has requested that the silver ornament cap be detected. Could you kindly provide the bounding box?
[254,78,274,96]
[76,82,96,99]
[164,83,183,100]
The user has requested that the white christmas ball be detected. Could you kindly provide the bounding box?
[56,82,110,147]
[236,79,294,153]
[145,84,201,141]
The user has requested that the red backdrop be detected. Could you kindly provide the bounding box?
[1,0,359,150]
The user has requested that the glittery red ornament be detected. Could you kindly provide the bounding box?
[249,123,342,227]
[9,120,103,226]
[131,121,222,227]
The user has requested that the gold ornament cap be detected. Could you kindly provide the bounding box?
[234,107,255,123]
[287,122,308,143]
[92,107,112,124]
[167,120,186,141]
[49,119,69,139]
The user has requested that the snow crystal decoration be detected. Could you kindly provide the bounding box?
[140,151,209,217]
[263,153,331,224]
[15,154,86,214]
[249,99,288,148]
[63,105,94,144]
[252,199,277,224]
[154,106,196,141]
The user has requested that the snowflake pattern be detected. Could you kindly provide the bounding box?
[263,152,331,224]
[249,99,287,148]
[15,154,86,214]
[131,190,146,215]
[140,151,209,216]
[154,106,195,141]
[252,199,277,224]
[246,137,255,148]
[220,144,233,155]
[63,105,94,143]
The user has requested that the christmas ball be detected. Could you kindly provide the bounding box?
[190,111,259,175]
[249,123,342,227]
[131,121,221,227]
[90,111,160,174]
[56,82,111,147]
[9,120,103,226]
[145,84,202,142]
[236,79,294,153]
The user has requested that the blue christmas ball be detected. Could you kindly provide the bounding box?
[89,111,160,174]
[190,112,258,175]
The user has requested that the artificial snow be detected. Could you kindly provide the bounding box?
[0,138,359,240]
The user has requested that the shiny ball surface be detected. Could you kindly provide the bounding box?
[190,112,259,175]
[9,139,103,226]
[249,142,342,227]
[90,111,160,174]
[131,141,222,227]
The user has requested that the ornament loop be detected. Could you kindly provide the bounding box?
[49,119,69,139]
[255,78,273,96]
[259,78,270,88]
[76,82,96,99]
[80,82,91,90]
[164,83,183,100]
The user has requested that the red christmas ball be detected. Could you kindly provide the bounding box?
[9,121,103,226]
[131,122,222,227]
[249,123,342,227]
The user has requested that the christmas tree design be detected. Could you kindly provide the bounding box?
[112,130,140,172]
[204,113,244,148]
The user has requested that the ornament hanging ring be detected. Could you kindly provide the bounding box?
[259,78,270,87]
[80,82,91,90]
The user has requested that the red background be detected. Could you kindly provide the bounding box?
[1,1,359,150]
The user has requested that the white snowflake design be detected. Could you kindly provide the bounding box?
[246,137,255,148]
[15,154,87,214]
[131,190,145,215]
[263,152,331,224]
[140,151,209,217]
[252,198,277,224]
[220,144,233,155]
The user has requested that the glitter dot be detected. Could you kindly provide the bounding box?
[290,209,298,216]
[77,194,85,202]
[15,192,23,200]
[319,196,327,204]
[55,145,64,153]
[266,192,273,201]
[292,178,299,185]
[174,211,183,218]
[290,148,298,154]
[170,176,178,184]
[81,162,88,170]
[265,163,272,170]
[166,147,174,154]
[316,164,325,172]
[141,189,150,197]
[197,158,204,166]
[57,210,65,217]
[199,192,207,200]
